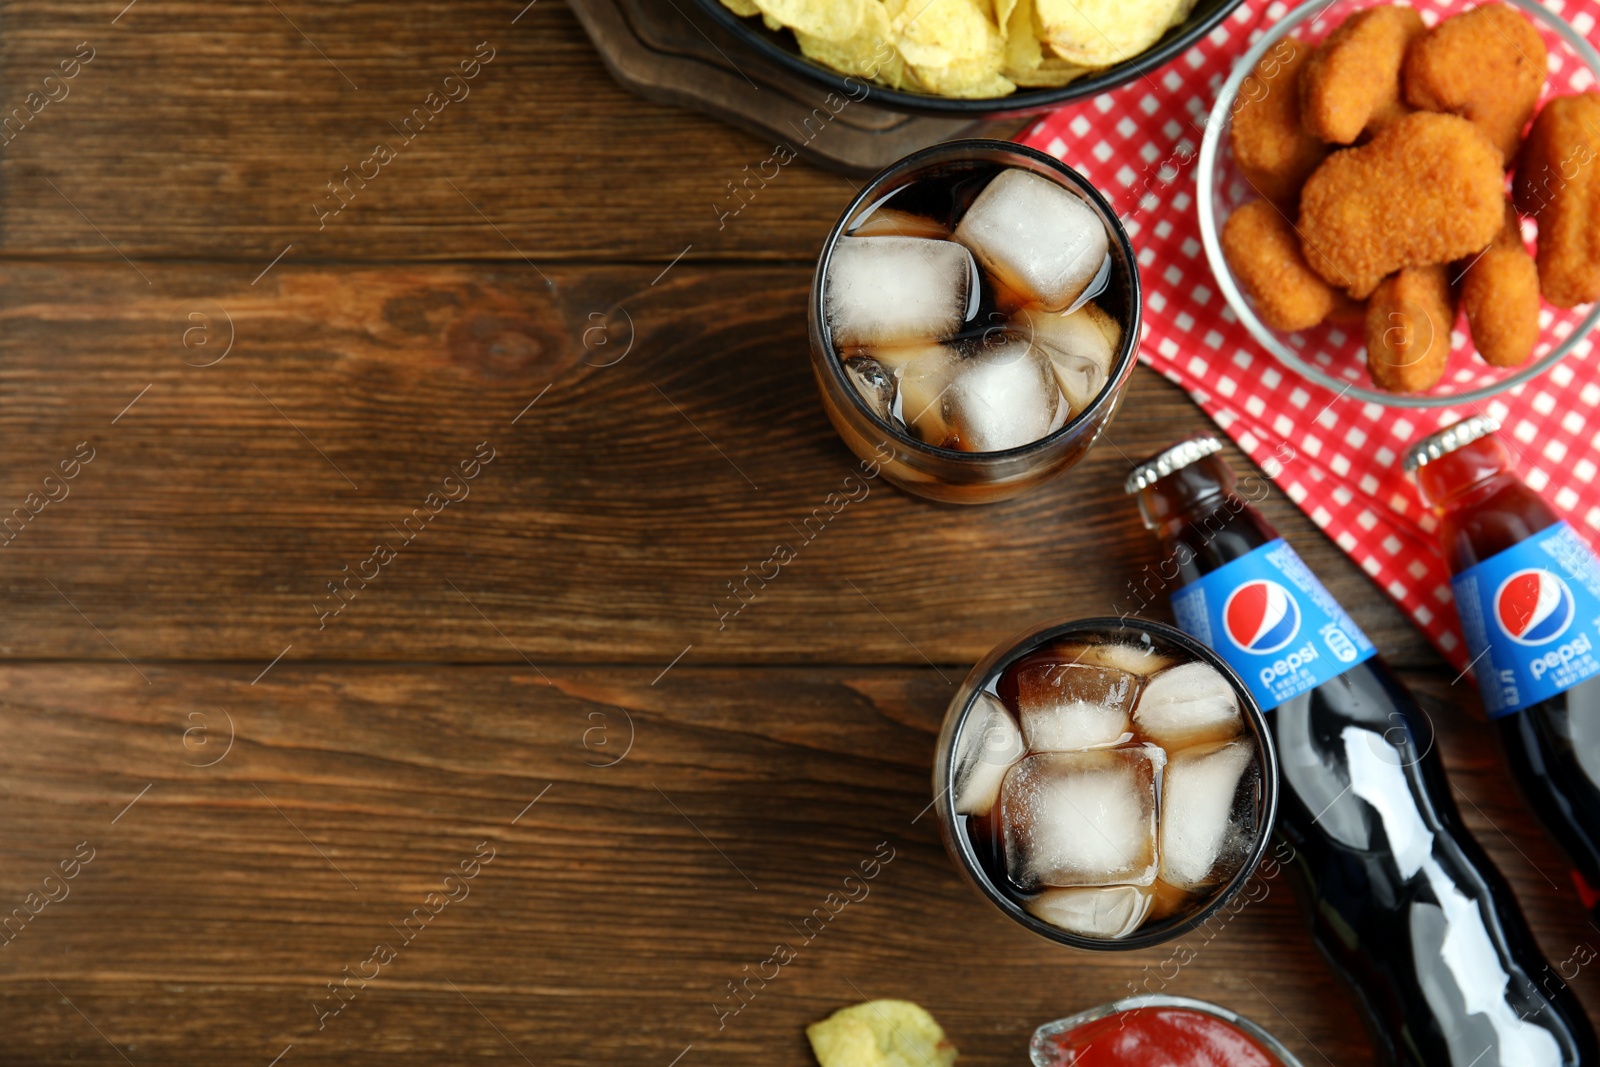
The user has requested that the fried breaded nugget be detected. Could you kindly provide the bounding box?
[1513,92,1600,308]
[1328,289,1367,324]
[1493,199,1525,249]
[1231,39,1328,206]
[1301,5,1425,145]
[1366,264,1454,393]
[1298,112,1504,298]
[1404,3,1546,164]
[1463,246,1540,367]
[1221,199,1340,331]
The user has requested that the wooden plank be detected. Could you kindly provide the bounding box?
[2,662,1591,1066]
[0,0,887,261]
[0,261,1438,667]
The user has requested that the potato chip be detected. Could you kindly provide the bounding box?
[797,0,908,84]
[914,59,1015,97]
[1011,55,1089,87]
[886,0,1012,95]
[887,0,994,67]
[993,0,1019,37]
[1000,0,1042,77]
[805,1000,958,1067]
[754,0,867,43]
[1034,0,1183,67]
[732,0,1182,98]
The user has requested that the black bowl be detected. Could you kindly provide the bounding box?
[688,0,1244,116]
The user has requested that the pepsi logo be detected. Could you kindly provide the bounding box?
[1223,579,1302,655]
[1495,568,1575,646]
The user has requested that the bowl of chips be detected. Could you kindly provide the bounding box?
[1197,0,1600,407]
[694,0,1244,111]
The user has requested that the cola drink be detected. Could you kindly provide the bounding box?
[808,140,1142,504]
[933,616,1279,950]
[1408,415,1600,918]
[1127,434,1596,1067]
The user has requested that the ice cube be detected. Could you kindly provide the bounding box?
[1159,740,1257,892]
[954,169,1111,311]
[1133,661,1244,749]
[941,338,1070,452]
[824,236,976,348]
[850,206,951,240]
[1024,884,1153,939]
[1051,640,1177,677]
[953,692,1026,816]
[1017,301,1123,412]
[843,355,900,425]
[1000,747,1164,889]
[1011,661,1136,752]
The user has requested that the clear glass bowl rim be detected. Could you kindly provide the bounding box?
[1029,993,1309,1066]
[935,614,1281,952]
[1194,0,1600,408]
[811,139,1143,464]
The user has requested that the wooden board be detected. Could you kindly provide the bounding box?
[563,0,1024,174]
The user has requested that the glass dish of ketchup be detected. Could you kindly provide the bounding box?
[1029,995,1303,1067]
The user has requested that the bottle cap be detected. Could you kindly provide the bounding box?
[1124,434,1224,494]
[1402,415,1501,473]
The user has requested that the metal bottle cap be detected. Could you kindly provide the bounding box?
[1402,416,1502,473]
[1124,434,1224,494]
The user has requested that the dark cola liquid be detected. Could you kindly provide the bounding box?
[1422,439,1600,919]
[1143,456,1596,1067]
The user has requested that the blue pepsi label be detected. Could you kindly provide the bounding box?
[1171,538,1377,711]
[1451,521,1600,717]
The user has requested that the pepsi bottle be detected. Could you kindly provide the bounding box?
[1127,433,1596,1067]
[1409,416,1600,920]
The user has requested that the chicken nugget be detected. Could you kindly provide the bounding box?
[1493,200,1526,249]
[1301,5,1426,145]
[1230,38,1328,206]
[1221,199,1341,331]
[1298,112,1504,298]
[1463,245,1540,367]
[1366,264,1455,393]
[1514,92,1600,308]
[1328,289,1367,324]
[1404,3,1546,164]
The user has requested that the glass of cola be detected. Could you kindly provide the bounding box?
[933,615,1279,949]
[808,140,1141,504]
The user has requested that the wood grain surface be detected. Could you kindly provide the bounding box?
[0,262,1433,667]
[0,0,865,261]
[0,2,1593,1066]
[1,664,1595,1067]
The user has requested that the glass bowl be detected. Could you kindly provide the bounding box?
[1196,0,1600,408]
[932,615,1279,951]
[1030,994,1308,1066]
[691,0,1244,117]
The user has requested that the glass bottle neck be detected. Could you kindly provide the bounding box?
[1139,456,1279,582]
[1414,436,1559,573]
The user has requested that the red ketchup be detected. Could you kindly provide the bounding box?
[1034,1007,1282,1067]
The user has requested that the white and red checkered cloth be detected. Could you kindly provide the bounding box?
[1018,0,1600,673]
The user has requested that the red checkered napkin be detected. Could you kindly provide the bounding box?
[1017,0,1600,672]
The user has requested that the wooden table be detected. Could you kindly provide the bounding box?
[0,3,1595,1064]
